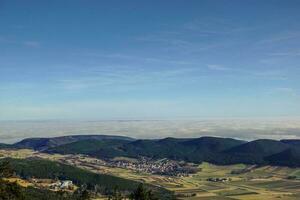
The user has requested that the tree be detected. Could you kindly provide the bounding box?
[0,160,25,200]
[0,180,25,200]
[0,160,14,178]
[108,187,124,200]
[129,184,158,200]
[73,184,91,200]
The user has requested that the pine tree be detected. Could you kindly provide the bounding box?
[73,184,91,200]
[108,187,123,200]
[0,160,25,200]
[0,160,13,178]
[129,184,158,200]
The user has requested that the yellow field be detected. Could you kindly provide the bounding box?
[4,177,33,187]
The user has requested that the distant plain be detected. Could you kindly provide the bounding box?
[1,119,300,143]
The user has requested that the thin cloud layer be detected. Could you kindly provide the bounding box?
[1,119,300,143]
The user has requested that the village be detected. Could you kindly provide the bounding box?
[107,157,199,176]
[55,154,199,177]
[0,149,199,178]
[206,177,231,183]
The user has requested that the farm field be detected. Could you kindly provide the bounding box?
[65,154,300,200]
[90,162,300,200]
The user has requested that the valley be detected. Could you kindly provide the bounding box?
[1,148,300,200]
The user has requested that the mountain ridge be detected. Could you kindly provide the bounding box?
[1,135,300,167]
[13,134,135,151]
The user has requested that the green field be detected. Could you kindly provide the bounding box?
[95,162,300,200]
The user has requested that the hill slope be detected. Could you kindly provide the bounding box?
[266,148,300,167]
[14,135,135,151]
[281,139,300,147]
[0,157,174,199]
[46,139,129,158]
[4,135,300,167]
[45,136,246,163]
[121,137,246,163]
[223,139,290,164]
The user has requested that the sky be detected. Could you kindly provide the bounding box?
[0,0,300,120]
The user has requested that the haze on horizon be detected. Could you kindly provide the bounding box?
[1,119,300,144]
[1,1,300,122]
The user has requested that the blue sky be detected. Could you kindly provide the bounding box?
[0,0,300,120]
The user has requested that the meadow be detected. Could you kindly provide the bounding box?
[96,162,300,200]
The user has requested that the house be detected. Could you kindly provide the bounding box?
[49,180,74,190]
[60,180,73,189]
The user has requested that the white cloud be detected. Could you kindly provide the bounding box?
[56,65,201,91]
[1,119,300,143]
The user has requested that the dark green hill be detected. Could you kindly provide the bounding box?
[46,139,129,158]
[4,135,300,167]
[14,135,135,151]
[223,139,290,164]
[122,137,246,163]
[0,143,12,149]
[281,139,300,147]
[266,148,300,167]
[180,137,246,163]
[42,136,300,167]
[121,138,192,160]
[225,139,289,155]
[180,136,245,151]
[46,136,246,164]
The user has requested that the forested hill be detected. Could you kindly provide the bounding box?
[2,135,300,167]
[13,135,135,151]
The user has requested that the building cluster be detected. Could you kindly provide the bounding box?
[29,178,75,191]
[56,154,199,177]
[107,158,196,177]
[49,180,74,190]
[206,177,231,182]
